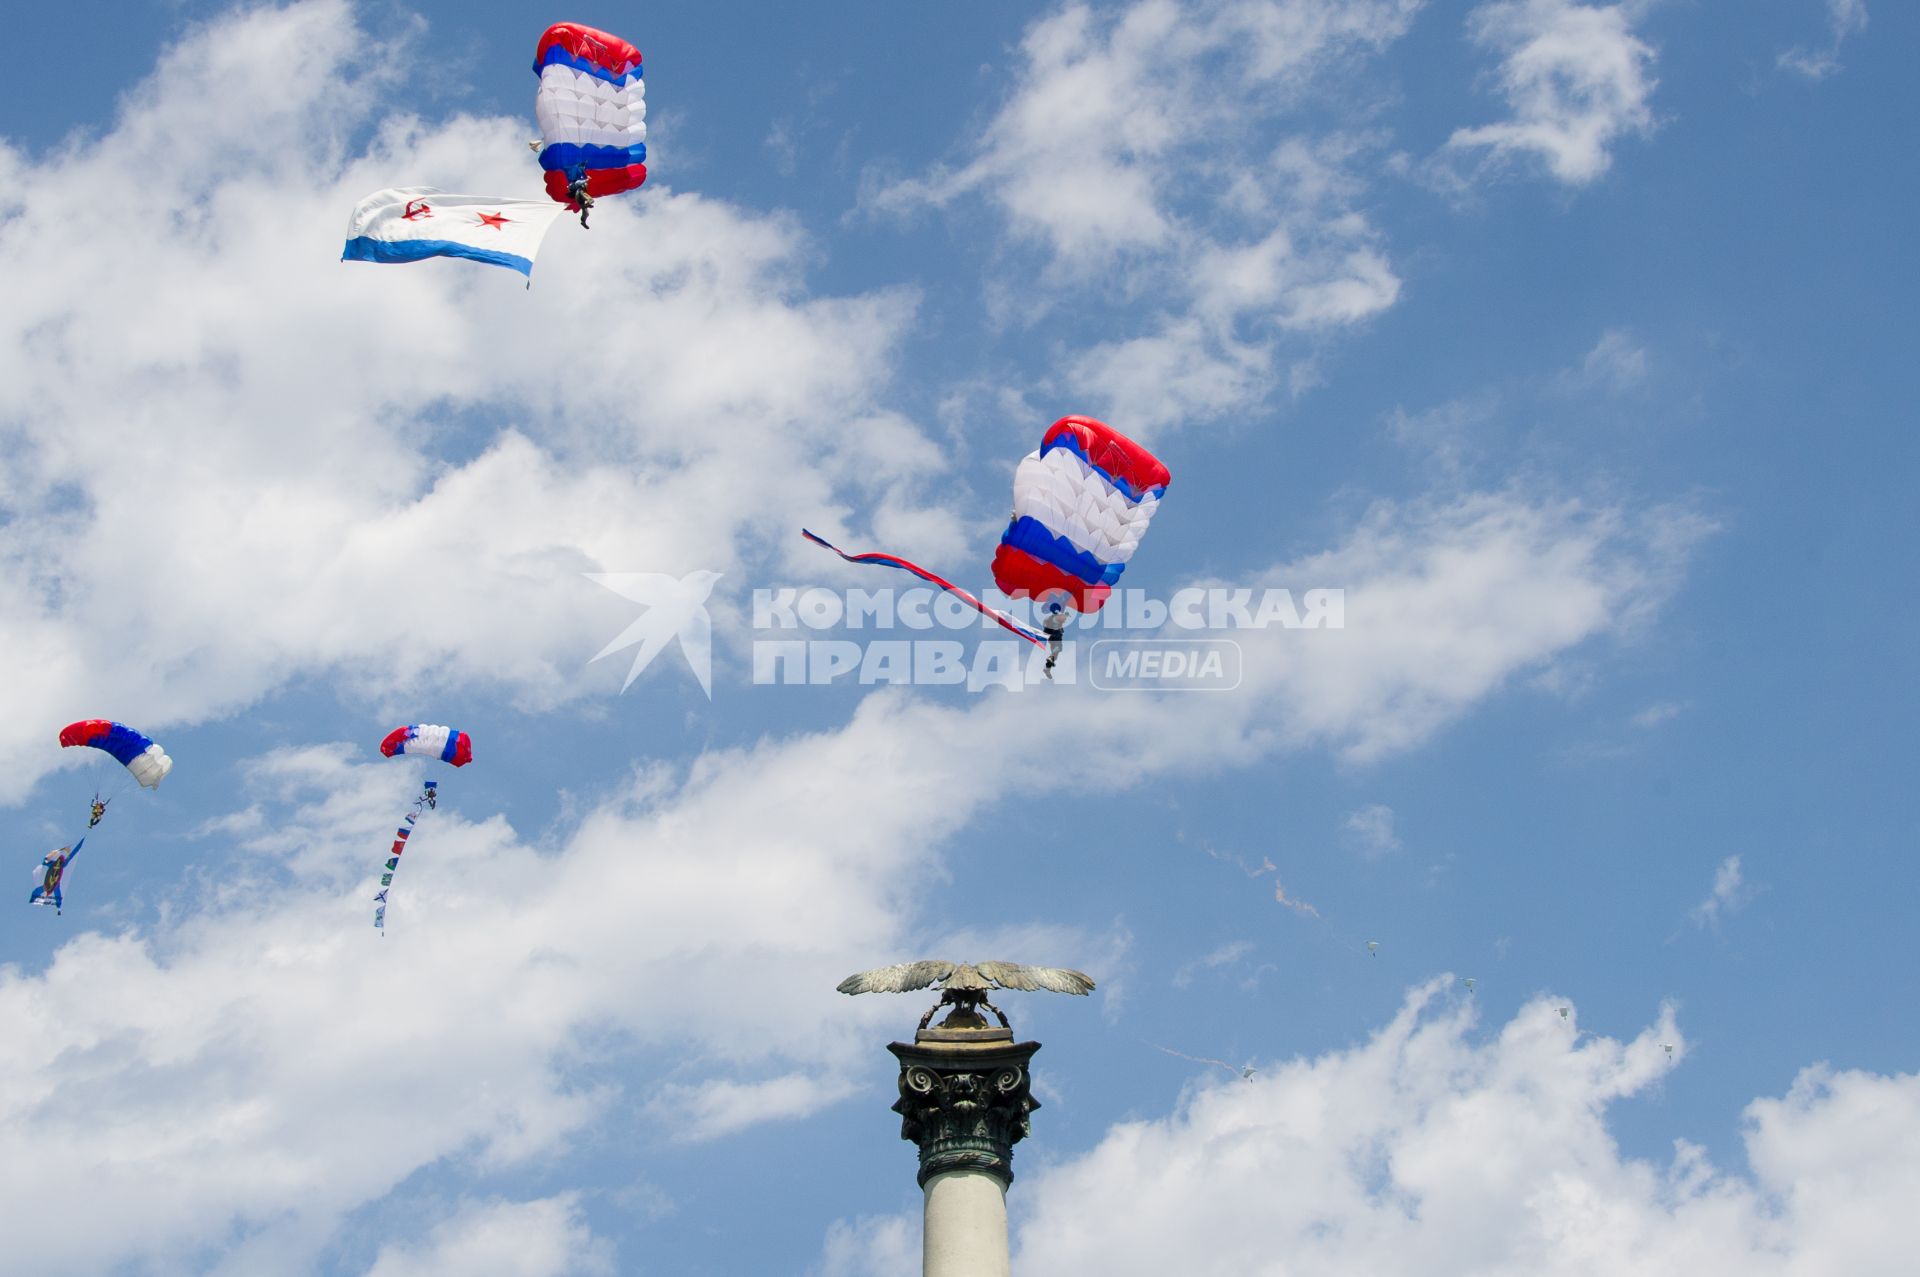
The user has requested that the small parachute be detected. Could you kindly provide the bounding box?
[992,416,1170,616]
[1558,1006,1571,1019]
[1366,940,1379,957]
[1464,977,1476,992]
[373,725,472,930]
[534,23,647,224]
[1660,1042,1674,1055]
[59,720,172,789]
[379,724,473,767]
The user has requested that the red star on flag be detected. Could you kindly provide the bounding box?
[475,211,512,230]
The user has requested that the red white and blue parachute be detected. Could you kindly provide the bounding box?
[374,725,472,930]
[799,416,1171,674]
[59,720,172,789]
[379,724,473,767]
[992,416,1170,615]
[534,23,647,209]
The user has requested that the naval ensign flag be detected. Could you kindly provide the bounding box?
[342,187,565,278]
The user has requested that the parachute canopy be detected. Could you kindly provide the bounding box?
[534,23,647,207]
[59,721,172,789]
[379,724,473,767]
[992,416,1169,615]
[30,839,82,913]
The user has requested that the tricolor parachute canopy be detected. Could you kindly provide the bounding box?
[59,721,172,789]
[992,416,1170,616]
[379,724,473,767]
[534,23,647,213]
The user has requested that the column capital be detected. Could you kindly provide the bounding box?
[889,1026,1041,1189]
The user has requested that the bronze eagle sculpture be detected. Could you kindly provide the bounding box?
[837,960,1095,1030]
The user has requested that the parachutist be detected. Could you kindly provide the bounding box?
[88,797,107,828]
[567,175,594,228]
[1042,610,1069,681]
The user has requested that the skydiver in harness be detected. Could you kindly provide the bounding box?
[1042,613,1070,680]
[88,796,108,827]
[568,173,594,229]
[1040,596,1071,681]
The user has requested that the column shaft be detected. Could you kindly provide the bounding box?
[923,1170,1011,1277]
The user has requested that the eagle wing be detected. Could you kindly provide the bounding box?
[836,960,957,995]
[976,961,1096,995]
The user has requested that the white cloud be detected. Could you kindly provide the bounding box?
[1690,854,1747,929]
[1632,700,1683,727]
[363,1196,611,1277]
[869,0,1422,430]
[650,1072,863,1143]
[814,1214,920,1277]
[0,477,1703,1272]
[1579,328,1649,390]
[1445,0,1658,185]
[0,0,929,803]
[1344,803,1403,856]
[1387,392,1502,474]
[1219,491,1710,761]
[1274,881,1322,917]
[1779,0,1869,80]
[1173,939,1257,988]
[1009,983,1920,1274]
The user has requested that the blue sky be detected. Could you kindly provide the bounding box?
[1,1,1914,1273]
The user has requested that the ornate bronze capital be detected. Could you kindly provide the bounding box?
[889,1029,1041,1189]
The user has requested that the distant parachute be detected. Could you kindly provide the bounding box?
[379,724,473,767]
[373,725,473,930]
[1366,940,1379,957]
[1464,977,1476,992]
[534,22,647,224]
[44,720,171,911]
[59,720,172,789]
[1558,1006,1570,1019]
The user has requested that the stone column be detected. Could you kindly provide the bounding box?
[889,1015,1040,1277]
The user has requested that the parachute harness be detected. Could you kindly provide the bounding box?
[1042,608,1070,681]
[567,174,594,228]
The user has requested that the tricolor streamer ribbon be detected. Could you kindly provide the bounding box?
[375,779,440,931]
[800,530,1045,645]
